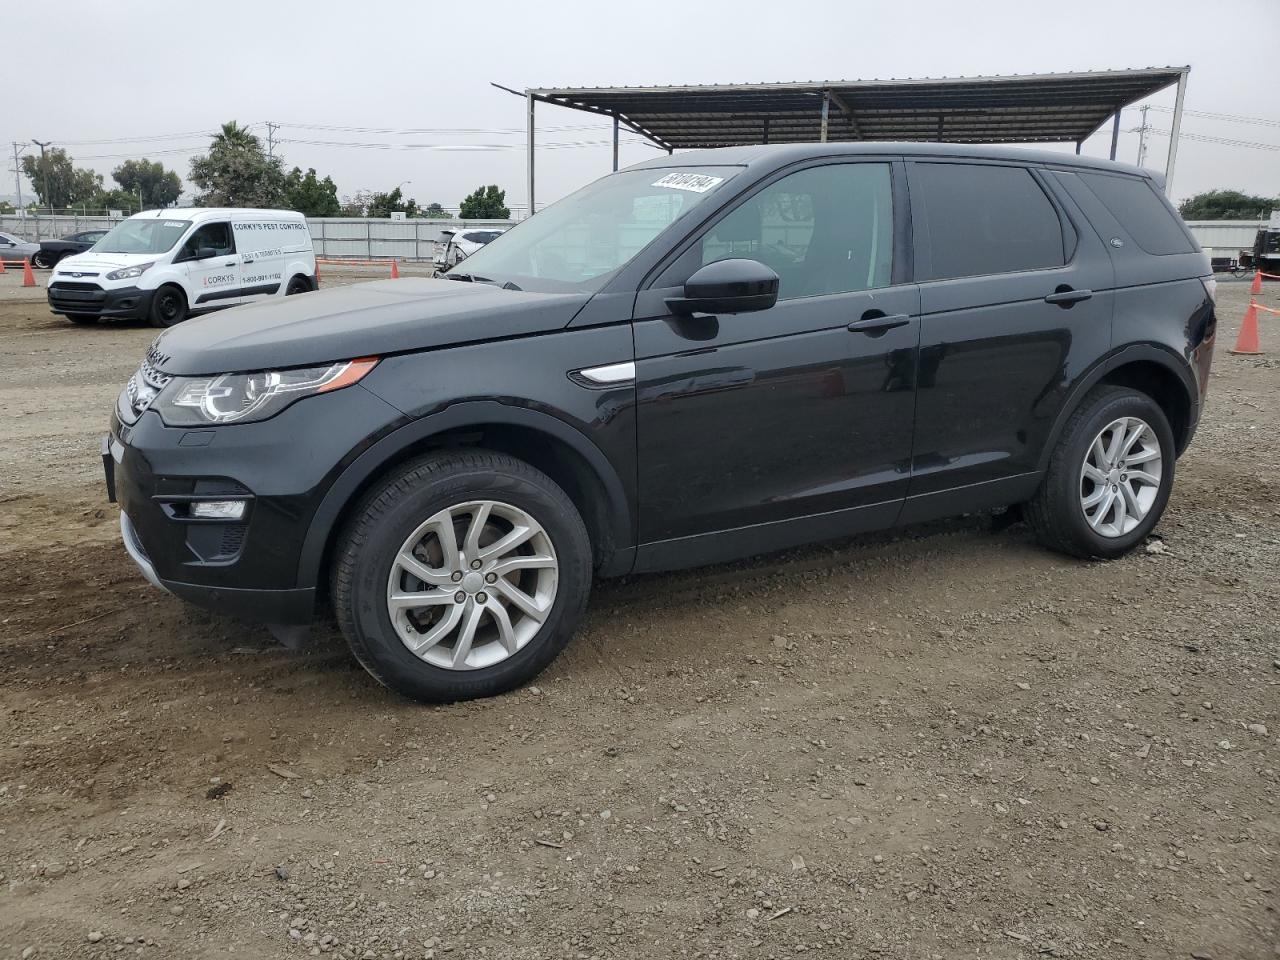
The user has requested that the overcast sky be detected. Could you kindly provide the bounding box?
[5,0,1278,213]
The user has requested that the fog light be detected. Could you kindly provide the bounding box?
[190,500,247,520]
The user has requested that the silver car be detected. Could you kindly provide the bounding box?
[0,231,39,264]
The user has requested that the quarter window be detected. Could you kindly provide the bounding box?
[914,163,1065,280]
[1079,172,1195,256]
[691,163,893,300]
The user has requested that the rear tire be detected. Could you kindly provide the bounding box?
[1025,385,1175,560]
[148,285,187,328]
[32,251,54,269]
[285,275,310,295]
[332,449,592,703]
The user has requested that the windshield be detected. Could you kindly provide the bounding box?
[449,166,741,292]
[94,218,191,255]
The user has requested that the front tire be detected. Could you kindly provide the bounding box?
[148,285,187,328]
[32,251,55,269]
[1026,385,1175,559]
[332,450,592,703]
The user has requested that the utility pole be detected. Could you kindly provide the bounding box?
[1134,104,1151,168]
[265,122,279,161]
[10,142,24,213]
[31,139,52,214]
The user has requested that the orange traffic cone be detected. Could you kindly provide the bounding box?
[1251,270,1263,295]
[21,258,36,287]
[0,257,6,273]
[1231,301,1262,355]
[390,259,400,279]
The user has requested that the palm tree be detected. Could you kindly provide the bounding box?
[211,121,259,150]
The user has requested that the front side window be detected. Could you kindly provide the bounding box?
[450,166,741,292]
[914,163,1065,280]
[692,163,893,300]
[95,219,191,255]
[179,222,234,260]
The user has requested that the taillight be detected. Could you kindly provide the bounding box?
[1201,276,1217,304]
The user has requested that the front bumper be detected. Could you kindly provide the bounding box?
[48,282,154,319]
[105,383,405,624]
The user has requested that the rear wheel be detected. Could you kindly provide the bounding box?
[332,450,592,703]
[148,285,187,328]
[32,251,55,269]
[285,275,310,295]
[1026,385,1175,559]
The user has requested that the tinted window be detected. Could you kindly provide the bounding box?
[179,222,234,259]
[1080,172,1195,256]
[915,163,1065,280]
[694,163,893,300]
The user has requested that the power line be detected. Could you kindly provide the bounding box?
[1146,128,1280,151]
[1144,105,1280,129]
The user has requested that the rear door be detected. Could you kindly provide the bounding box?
[632,159,920,569]
[902,159,1114,521]
[234,220,289,301]
[176,221,242,309]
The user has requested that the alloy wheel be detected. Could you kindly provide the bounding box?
[1079,416,1163,538]
[386,500,559,670]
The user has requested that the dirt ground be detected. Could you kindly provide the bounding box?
[0,270,1276,960]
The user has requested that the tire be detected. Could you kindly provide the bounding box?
[1025,385,1175,560]
[332,449,593,703]
[148,285,187,328]
[285,275,310,295]
[32,251,54,270]
[66,313,98,325]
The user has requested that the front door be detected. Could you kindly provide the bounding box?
[632,159,919,570]
[177,221,241,310]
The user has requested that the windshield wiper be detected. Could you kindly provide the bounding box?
[443,272,493,284]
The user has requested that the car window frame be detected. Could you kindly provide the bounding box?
[905,158,1077,284]
[174,221,236,263]
[642,156,913,299]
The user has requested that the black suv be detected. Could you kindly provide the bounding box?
[105,143,1216,702]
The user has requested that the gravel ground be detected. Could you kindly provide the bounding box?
[0,273,1277,960]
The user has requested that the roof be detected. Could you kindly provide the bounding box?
[130,208,304,220]
[624,140,1154,178]
[527,68,1188,150]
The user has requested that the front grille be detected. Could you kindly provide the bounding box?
[121,357,174,423]
[48,282,107,307]
[50,281,101,291]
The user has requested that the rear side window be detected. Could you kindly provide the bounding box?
[914,163,1065,280]
[1079,172,1195,256]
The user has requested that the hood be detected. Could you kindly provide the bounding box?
[54,250,142,273]
[152,278,590,376]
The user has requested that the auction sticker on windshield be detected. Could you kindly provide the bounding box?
[651,172,724,193]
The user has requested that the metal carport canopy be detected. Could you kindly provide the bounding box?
[503,67,1190,211]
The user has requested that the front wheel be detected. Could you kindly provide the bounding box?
[32,251,55,270]
[148,285,187,328]
[332,450,592,703]
[1026,385,1175,559]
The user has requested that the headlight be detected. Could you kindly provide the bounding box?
[105,262,155,281]
[153,358,378,425]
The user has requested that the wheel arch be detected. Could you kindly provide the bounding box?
[297,401,634,593]
[1038,344,1198,474]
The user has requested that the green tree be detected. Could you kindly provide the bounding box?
[458,185,510,220]
[112,159,182,208]
[1178,190,1277,221]
[188,121,285,208]
[365,187,421,219]
[0,200,14,215]
[283,167,341,217]
[21,148,103,209]
[422,202,447,218]
[89,188,144,215]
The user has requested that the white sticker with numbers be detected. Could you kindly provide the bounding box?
[651,172,724,193]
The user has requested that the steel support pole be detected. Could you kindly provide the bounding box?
[1109,109,1121,160]
[612,117,619,172]
[526,93,536,218]
[1164,70,1188,195]
[820,91,830,142]
[1074,141,1082,155]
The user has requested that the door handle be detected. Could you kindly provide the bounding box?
[242,259,254,265]
[224,260,236,266]
[847,313,910,335]
[1044,288,1093,307]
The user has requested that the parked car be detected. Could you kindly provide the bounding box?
[32,229,110,269]
[48,208,316,327]
[0,231,39,264]
[434,228,507,269]
[105,143,1216,703]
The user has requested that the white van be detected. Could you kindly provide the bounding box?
[47,208,316,327]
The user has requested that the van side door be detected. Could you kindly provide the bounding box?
[234,222,289,300]
[175,221,242,311]
[902,159,1115,522]
[632,159,920,571]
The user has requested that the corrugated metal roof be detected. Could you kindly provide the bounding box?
[525,68,1188,150]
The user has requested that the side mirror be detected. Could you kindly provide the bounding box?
[666,258,779,316]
